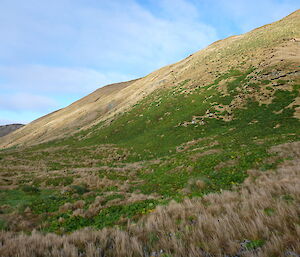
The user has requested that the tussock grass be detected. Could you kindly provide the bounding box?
[0,141,299,257]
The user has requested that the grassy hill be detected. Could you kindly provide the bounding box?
[0,10,299,257]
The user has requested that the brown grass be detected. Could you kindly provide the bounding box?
[0,141,299,256]
[190,149,222,161]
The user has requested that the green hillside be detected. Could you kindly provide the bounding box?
[0,10,299,257]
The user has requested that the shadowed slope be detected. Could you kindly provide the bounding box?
[0,124,24,137]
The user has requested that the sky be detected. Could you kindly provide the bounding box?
[0,0,299,125]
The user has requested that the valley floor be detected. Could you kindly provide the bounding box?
[0,141,299,257]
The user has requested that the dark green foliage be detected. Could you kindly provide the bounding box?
[281,194,294,202]
[277,79,287,85]
[261,80,271,85]
[20,185,40,194]
[0,189,69,214]
[0,188,82,215]
[30,194,73,214]
[45,176,73,186]
[46,199,165,232]
[245,239,265,250]
[70,185,89,195]
[264,208,275,216]
[0,218,7,230]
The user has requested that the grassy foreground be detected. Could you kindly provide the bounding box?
[0,141,299,256]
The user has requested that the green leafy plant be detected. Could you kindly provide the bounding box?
[245,239,265,250]
[20,185,40,194]
[70,185,89,195]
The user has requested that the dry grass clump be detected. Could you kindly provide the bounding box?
[190,148,222,161]
[84,195,104,217]
[124,192,153,202]
[137,158,299,256]
[133,142,300,256]
[214,159,238,170]
[176,138,210,152]
[0,229,143,257]
[72,208,85,217]
[270,140,300,158]
[183,178,207,194]
[59,200,86,214]
[59,202,73,213]
[0,141,299,257]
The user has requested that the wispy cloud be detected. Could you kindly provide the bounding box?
[0,0,218,73]
[0,0,220,124]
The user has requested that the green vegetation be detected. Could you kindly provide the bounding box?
[0,11,299,256]
[20,185,40,194]
[70,184,89,195]
[0,66,299,234]
[46,199,165,233]
[45,176,73,186]
[0,189,51,209]
[0,189,79,215]
[245,239,265,250]
[0,218,7,230]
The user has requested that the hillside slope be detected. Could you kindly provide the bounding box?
[1,9,299,148]
[0,10,299,257]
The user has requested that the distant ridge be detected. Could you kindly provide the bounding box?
[0,124,24,137]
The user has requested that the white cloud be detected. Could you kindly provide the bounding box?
[0,0,218,73]
[76,0,217,70]
[0,0,298,123]
[0,0,218,123]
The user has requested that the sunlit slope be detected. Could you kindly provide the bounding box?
[0,11,300,251]
[59,10,300,155]
[0,10,299,149]
[0,80,138,147]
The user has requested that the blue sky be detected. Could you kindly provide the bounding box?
[0,0,299,125]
